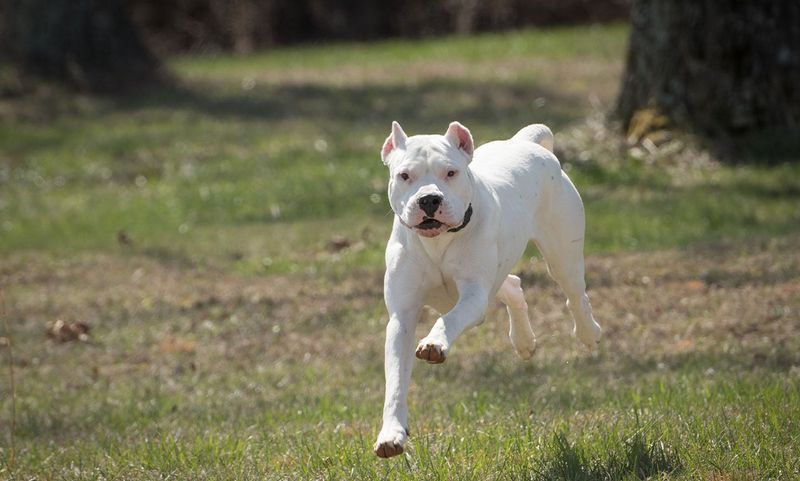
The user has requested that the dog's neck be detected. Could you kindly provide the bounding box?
[446,204,472,233]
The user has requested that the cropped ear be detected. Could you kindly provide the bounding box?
[444,121,474,158]
[381,121,408,165]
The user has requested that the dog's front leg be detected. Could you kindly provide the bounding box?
[374,273,423,458]
[416,279,491,364]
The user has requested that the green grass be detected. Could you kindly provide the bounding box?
[172,24,626,77]
[2,24,800,480]
[9,366,795,480]
[2,23,797,267]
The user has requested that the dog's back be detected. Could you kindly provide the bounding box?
[471,124,561,193]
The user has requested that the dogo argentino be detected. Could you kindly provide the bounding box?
[374,121,602,458]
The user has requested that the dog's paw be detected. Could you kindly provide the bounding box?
[374,425,408,458]
[415,339,447,364]
[512,338,537,360]
[509,328,537,360]
[575,320,602,350]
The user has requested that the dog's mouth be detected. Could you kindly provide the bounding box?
[415,218,444,230]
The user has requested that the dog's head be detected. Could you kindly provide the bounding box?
[381,121,475,238]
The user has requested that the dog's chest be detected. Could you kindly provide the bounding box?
[414,235,469,290]
[417,234,458,268]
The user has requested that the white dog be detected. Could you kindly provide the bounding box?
[373,121,602,458]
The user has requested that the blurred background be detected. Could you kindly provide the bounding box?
[2,0,631,54]
[1,1,799,479]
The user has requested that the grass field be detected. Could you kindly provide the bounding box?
[2,24,800,480]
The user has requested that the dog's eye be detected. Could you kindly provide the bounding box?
[447,170,457,178]
[399,172,410,181]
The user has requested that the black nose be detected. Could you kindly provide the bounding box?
[418,194,443,217]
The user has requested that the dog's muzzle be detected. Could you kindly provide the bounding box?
[403,203,473,234]
[416,218,445,230]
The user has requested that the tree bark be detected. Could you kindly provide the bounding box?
[617,0,800,136]
[6,0,161,92]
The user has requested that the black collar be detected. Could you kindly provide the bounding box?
[447,204,473,233]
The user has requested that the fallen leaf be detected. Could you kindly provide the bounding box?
[159,336,197,354]
[684,279,707,291]
[116,230,133,246]
[673,338,695,353]
[326,235,351,252]
[46,319,90,343]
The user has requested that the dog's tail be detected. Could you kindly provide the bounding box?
[511,124,554,152]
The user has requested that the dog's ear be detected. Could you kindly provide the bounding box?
[381,121,408,165]
[444,121,474,159]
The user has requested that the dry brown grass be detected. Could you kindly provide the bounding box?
[3,235,798,376]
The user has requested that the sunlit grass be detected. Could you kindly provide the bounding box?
[172,24,628,78]
[2,24,798,262]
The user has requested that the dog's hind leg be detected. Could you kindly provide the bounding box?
[533,173,602,349]
[496,275,536,359]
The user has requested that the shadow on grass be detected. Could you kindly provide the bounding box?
[535,428,682,481]
[119,77,586,134]
[706,128,800,166]
[440,347,800,417]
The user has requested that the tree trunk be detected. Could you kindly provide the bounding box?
[617,0,800,136]
[6,0,160,92]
